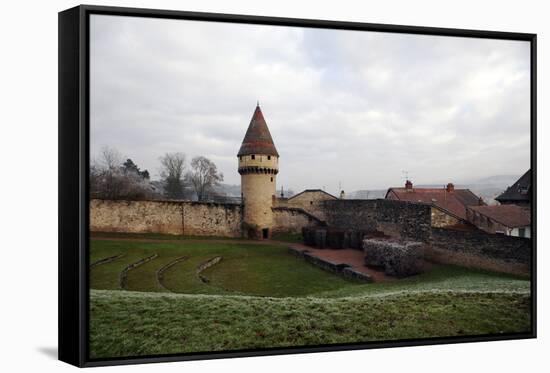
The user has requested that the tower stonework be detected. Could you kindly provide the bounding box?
[238,104,279,239]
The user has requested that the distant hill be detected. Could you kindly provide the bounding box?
[152,174,521,205]
[457,175,521,205]
[345,174,521,205]
[347,190,387,199]
[213,183,241,197]
[468,175,521,187]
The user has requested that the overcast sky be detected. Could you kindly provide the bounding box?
[90,15,531,194]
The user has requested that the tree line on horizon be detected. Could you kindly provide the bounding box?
[90,146,224,201]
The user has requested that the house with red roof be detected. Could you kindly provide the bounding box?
[385,180,484,227]
[466,204,531,238]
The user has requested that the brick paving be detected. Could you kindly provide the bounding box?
[288,243,395,283]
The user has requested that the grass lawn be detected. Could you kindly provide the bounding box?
[90,239,354,296]
[89,235,532,359]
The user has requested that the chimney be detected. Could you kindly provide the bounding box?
[340,190,345,199]
[478,196,484,206]
[405,180,413,190]
[446,183,455,193]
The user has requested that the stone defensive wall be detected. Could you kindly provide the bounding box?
[321,199,432,242]
[428,227,531,276]
[90,199,243,237]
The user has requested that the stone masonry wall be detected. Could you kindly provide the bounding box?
[431,207,461,227]
[272,207,323,234]
[321,199,432,242]
[90,199,243,237]
[276,190,337,221]
[428,227,531,276]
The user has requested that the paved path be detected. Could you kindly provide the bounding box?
[287,244,394,283]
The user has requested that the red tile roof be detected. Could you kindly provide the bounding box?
[386,186,481,220]
[468,204,531,228]
[238,104,279,157]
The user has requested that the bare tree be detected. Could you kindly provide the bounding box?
[90,146,153,200]
[90,146,125,199]
[99,146,123,172]
[186,156,224,201]
[159,152,187,199]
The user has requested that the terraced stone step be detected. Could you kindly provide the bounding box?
[119,254,158,289]
[156,256,189,292]
[196,256,223,283]
[90,253,125,267]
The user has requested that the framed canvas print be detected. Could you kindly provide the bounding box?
[58,4,537,367]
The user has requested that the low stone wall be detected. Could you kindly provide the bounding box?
[119,254,158,289]
[272,207,323,234]
[429,227,531,276]
[363,239,425,277]
[90,199,243,237]
[90,253,125,267]
[156,256,188,291]
[322,199,432,242]
[196,256,223,283]
[288,247,372,283]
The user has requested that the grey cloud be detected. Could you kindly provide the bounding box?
[90,15,530,193]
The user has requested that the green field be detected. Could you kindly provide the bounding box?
[89,236,531,359]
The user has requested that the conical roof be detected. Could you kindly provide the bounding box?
[237,104,279,157]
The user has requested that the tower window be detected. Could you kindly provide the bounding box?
[251,155,255,160]
[271,177,273,182]
[267,155,271,160]
[239,156,242,161]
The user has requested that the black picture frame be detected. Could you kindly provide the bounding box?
[59,4,537,368]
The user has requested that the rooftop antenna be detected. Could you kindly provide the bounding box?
[257,100,260,107]
[402,170,410,182]
[338,181,342,191]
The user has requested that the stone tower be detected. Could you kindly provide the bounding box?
[238,104,279,239]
